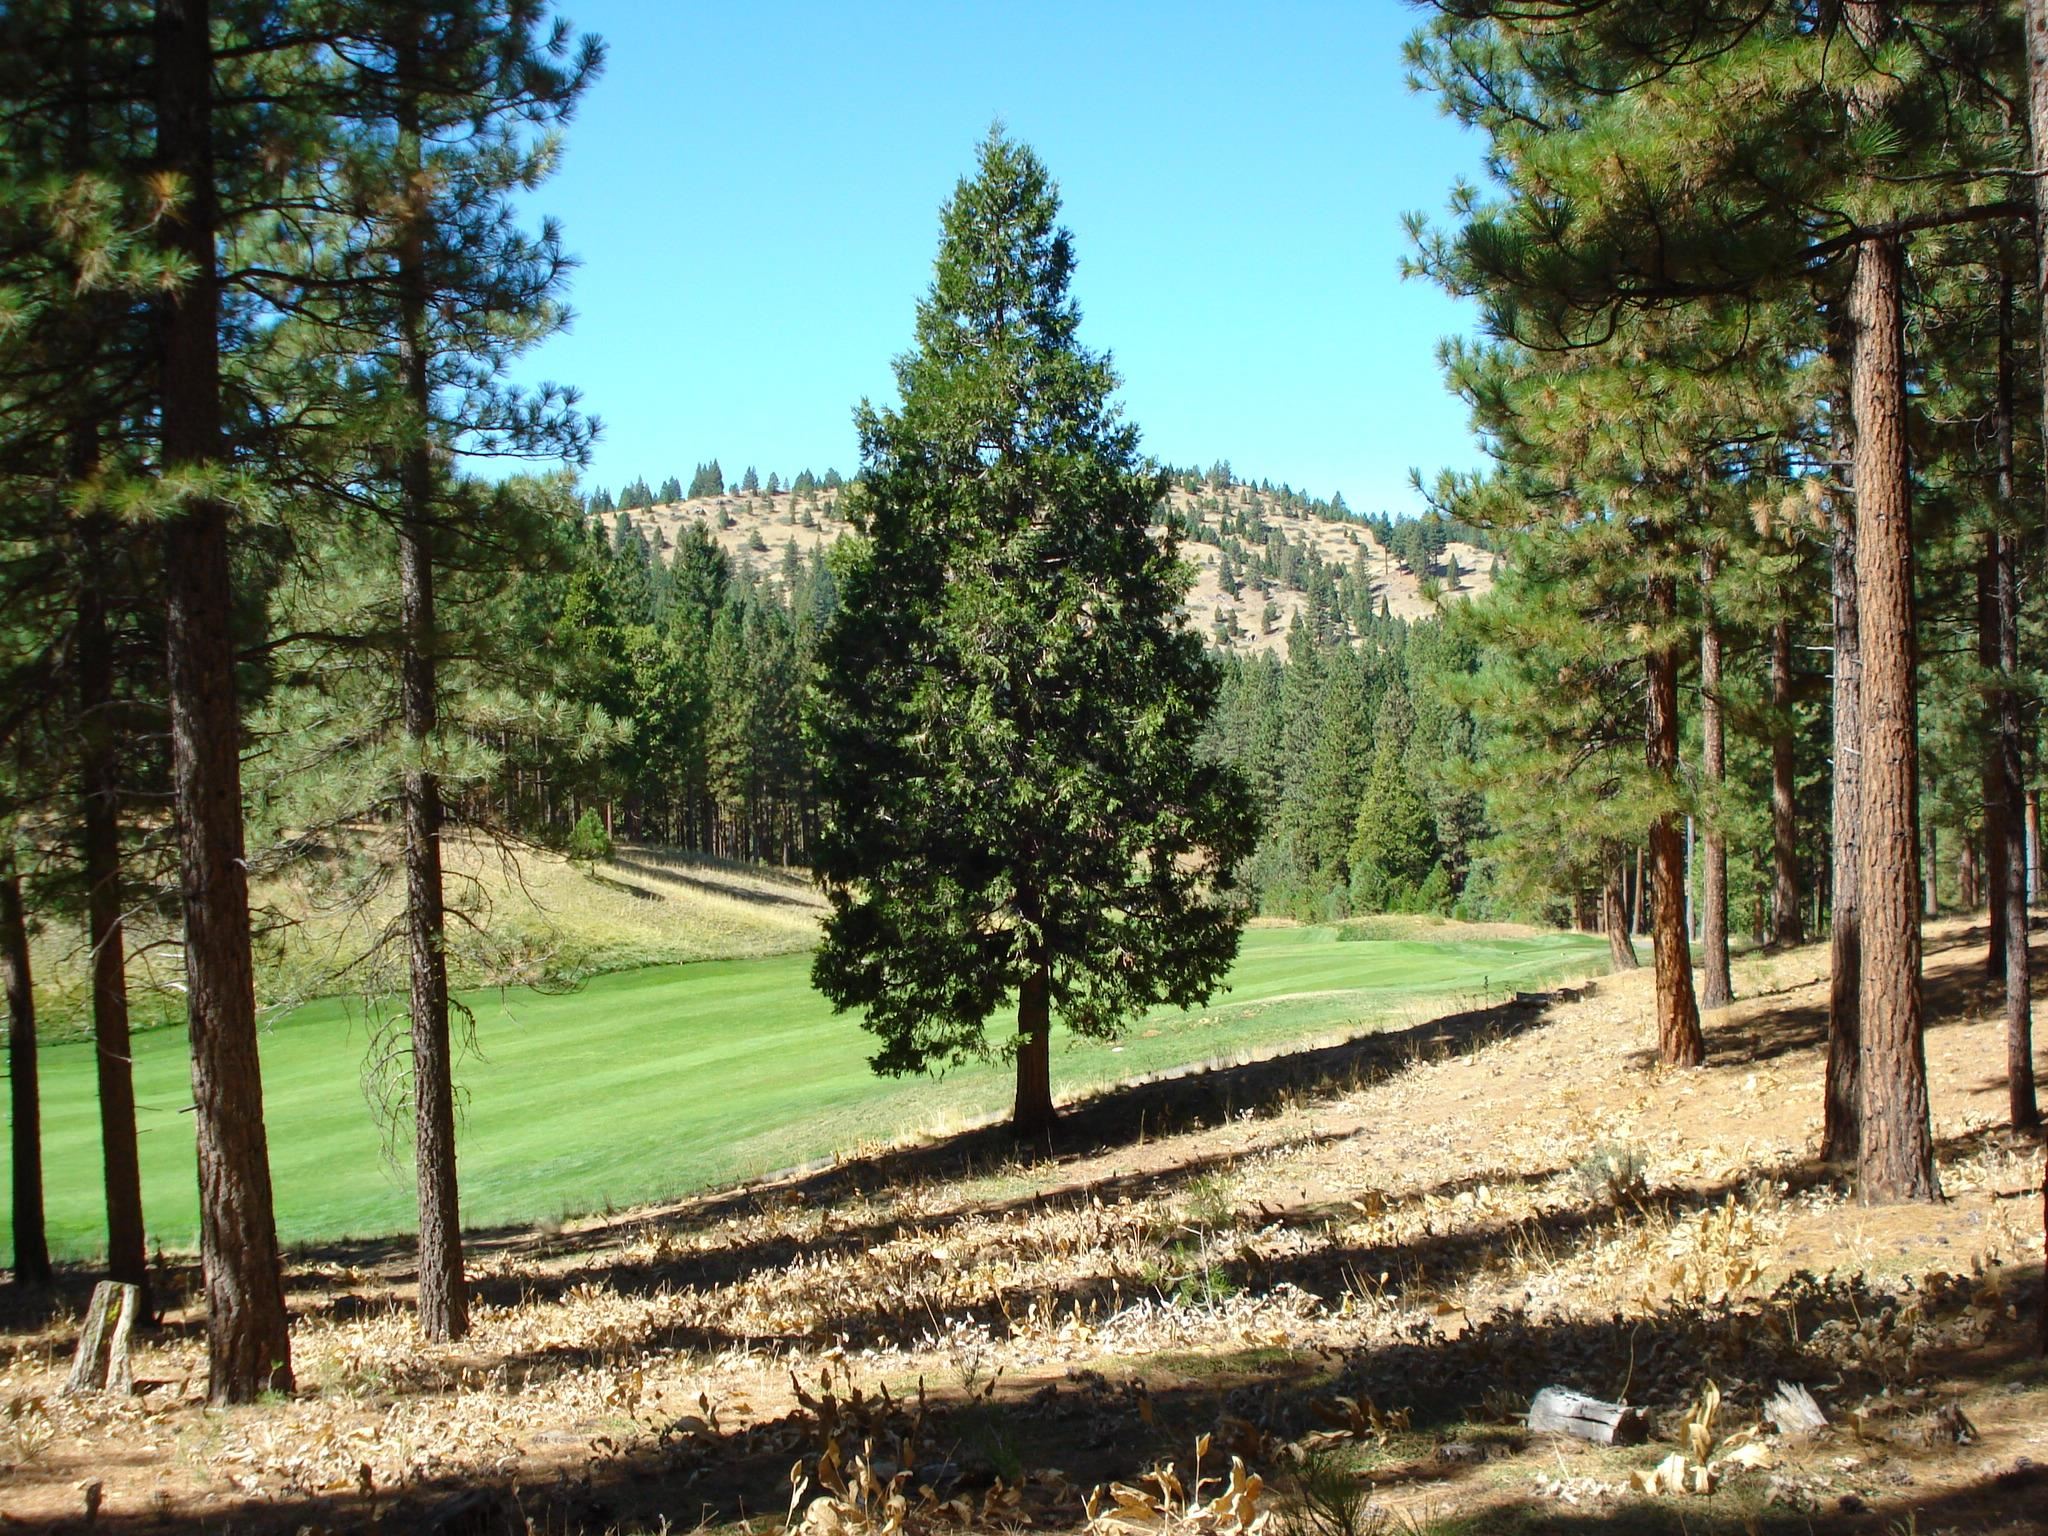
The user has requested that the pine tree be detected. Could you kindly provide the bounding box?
[153,0,296,1400]
[810,130,1256,1140]
[283,0,600,1341]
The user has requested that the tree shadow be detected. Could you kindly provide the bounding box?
[63,1256,2048,1536]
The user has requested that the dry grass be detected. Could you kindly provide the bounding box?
[28,834,823,1041]
[4,917,2043,1536]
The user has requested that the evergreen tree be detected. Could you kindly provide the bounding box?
[688,460,724,498]
[304,0,599,1342]
[810,130,1256,1140]
[1350,683,1440,909]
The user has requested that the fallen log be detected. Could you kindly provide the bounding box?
[1527,1386,1647,1446]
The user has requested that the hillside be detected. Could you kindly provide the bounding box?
[5,918,2040,1535]
[613,480,1495,655]
[26,837,825,1043]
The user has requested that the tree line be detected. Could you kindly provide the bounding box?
[1,0,603,1394]
[1403,0,2045,1203]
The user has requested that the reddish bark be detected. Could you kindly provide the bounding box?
[156,0,294,1398]
[1845,216,1937,1203]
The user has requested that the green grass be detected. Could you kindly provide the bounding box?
[6,924,1602,1260]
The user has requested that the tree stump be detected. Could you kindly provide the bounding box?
[63,1281,140,1396]
[1527,1386,1647,1445]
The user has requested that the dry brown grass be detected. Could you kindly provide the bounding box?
[4,917,2042,1536]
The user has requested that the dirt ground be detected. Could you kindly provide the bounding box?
[3,918,2043,1536]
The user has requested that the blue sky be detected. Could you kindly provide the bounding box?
[519,1,1488,516]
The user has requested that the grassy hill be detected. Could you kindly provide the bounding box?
[26,836,824,1044]
[617,480,1494,656]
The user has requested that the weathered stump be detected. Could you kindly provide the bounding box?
[1527,1386,1647,1446]
[63,1281,140,1396]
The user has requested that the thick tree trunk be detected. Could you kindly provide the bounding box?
[1698,551,1732,1007]
[1602,842,1639,972]
[1846,220,1937,1202]
[1013,955,1055,1142]
[1770,617,1804,946]
[3,863,52,1287]
[156,0,294,1399]
[77,517,148,1306]
[1646,576,1704,1068]
[397,29,466,1344]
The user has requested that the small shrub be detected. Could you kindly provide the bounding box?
[1182,1171,1237,1232]
[1280,1450,1386,1536]
[566,808,612,863]
[1573,1140,1649,1205]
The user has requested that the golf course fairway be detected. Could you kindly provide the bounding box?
[8,923,1603,1259]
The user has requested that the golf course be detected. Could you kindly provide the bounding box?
[8,922,1602,1260]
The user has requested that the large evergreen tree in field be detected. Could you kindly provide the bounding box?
[810,130,1257,1141]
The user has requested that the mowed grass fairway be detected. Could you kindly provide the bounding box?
[9,925,1602,1259]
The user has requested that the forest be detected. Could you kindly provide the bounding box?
[1,3,2046,1535]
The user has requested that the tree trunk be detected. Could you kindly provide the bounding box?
[1835,481,1867,1163]
[2029,0,2048,579]
[1603,842,1639,972]
[77,516,148,1306]
[156,0,294,1399]
[1699,551,1732,1007]
[61,11,148,1308]
[1997,528,2039,1133]
[1646,576,1704,1068]
[1770,617,1803,946]
[1631,846,1645,938]
[1991,270,2038,1131]
[1981,537,2009,979]
[2029,790,2042,905]
[1846,214,1937,1203]
[3,862,51,1287]
[1013,954,1055,1143]
[396,22,466,1344]
[1923,821,1940,918]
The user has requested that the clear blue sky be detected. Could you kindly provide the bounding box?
[518,1,1488,517]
